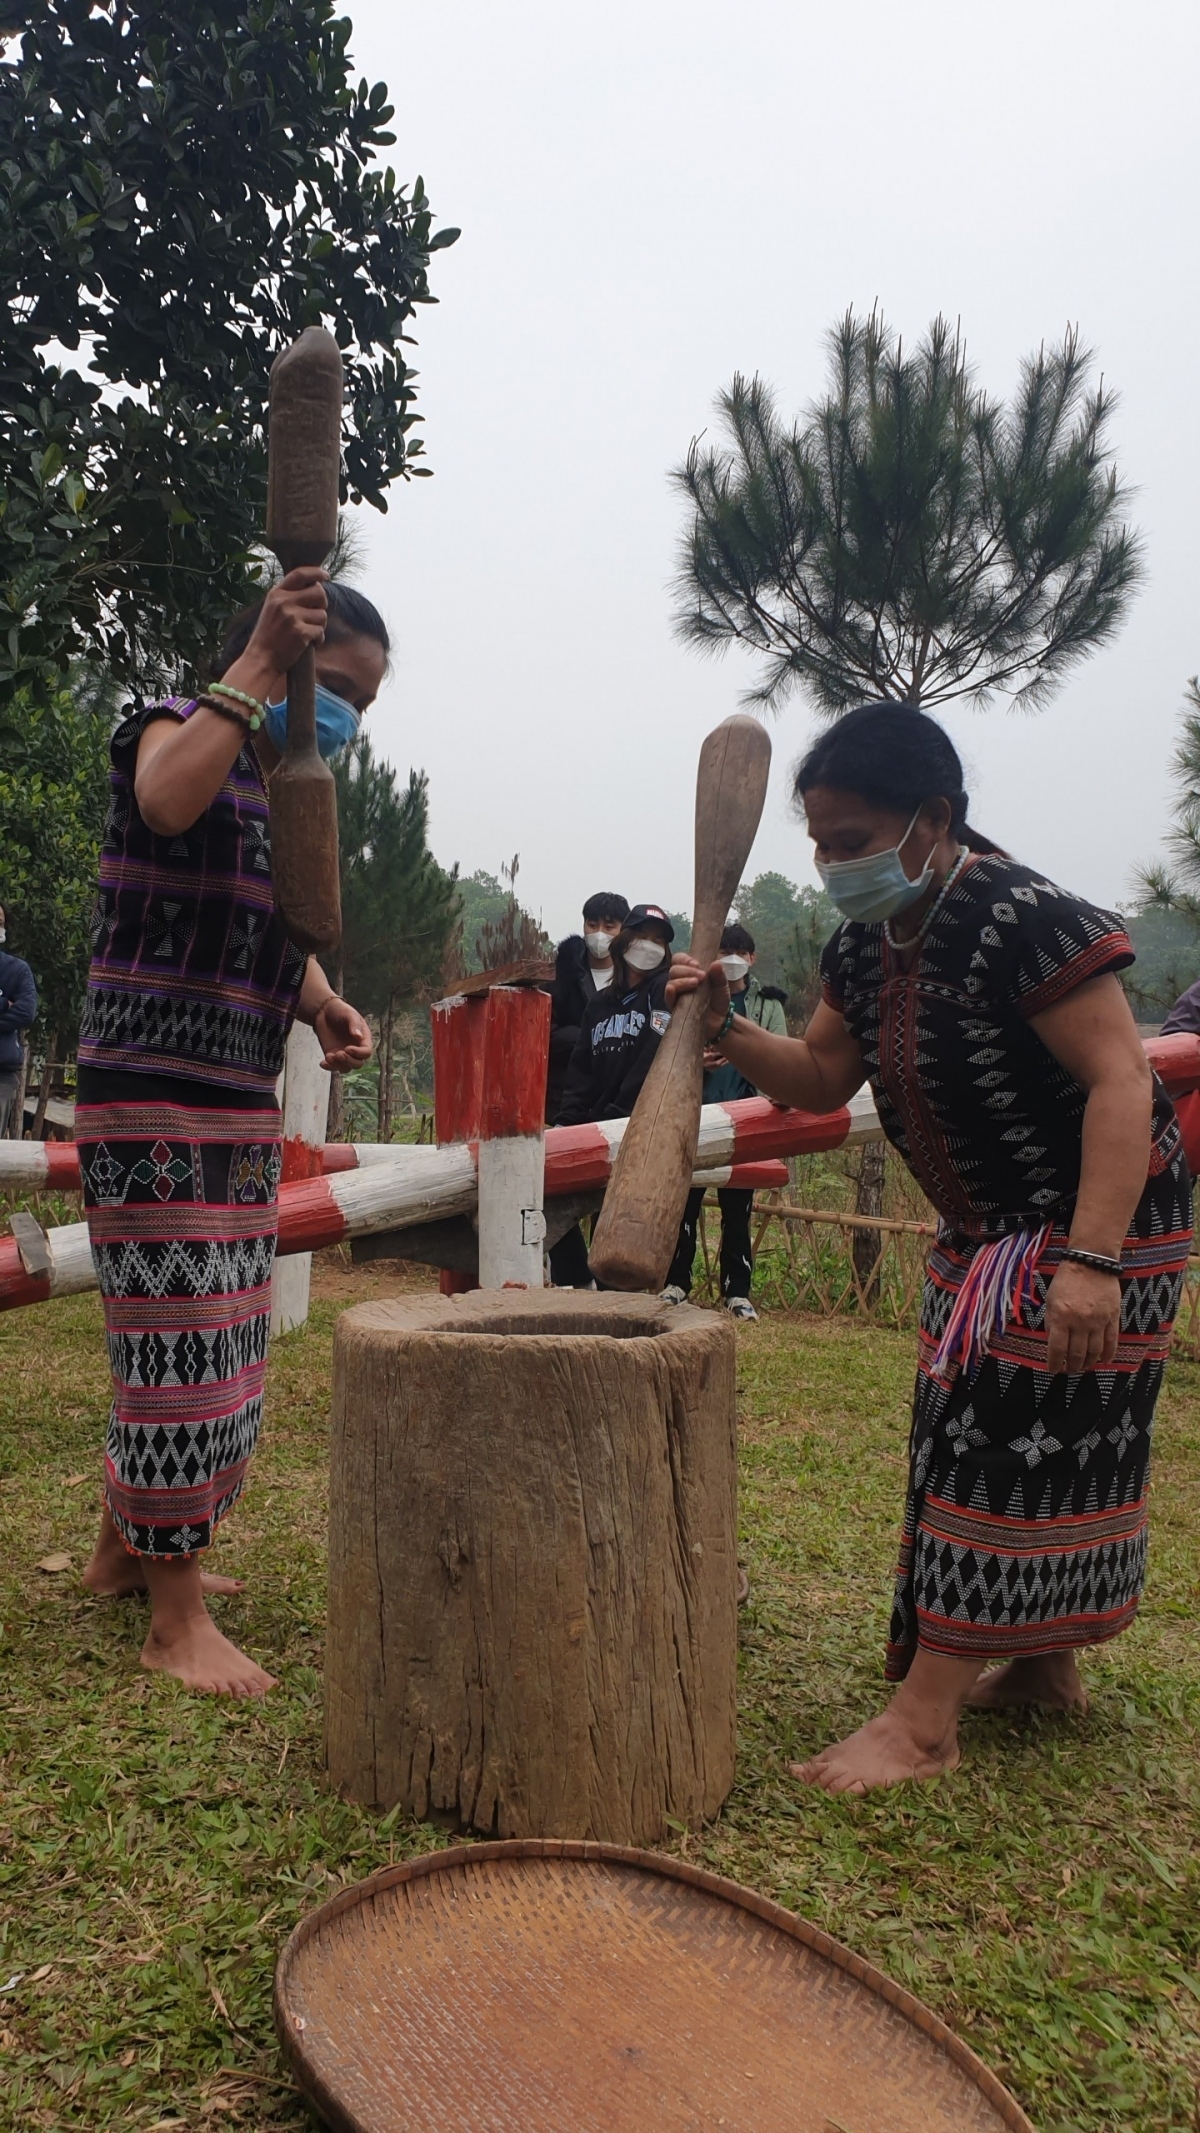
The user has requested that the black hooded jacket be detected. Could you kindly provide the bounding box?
[546,933,617,1121]
[555,968,672,1126]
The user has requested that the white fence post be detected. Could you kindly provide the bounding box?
[271,1021,332,1336]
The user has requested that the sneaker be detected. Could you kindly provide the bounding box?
[725,1296,758,1322]
[659,1285,688,1306]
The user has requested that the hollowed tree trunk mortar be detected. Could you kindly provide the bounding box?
[325,1290,738,1845]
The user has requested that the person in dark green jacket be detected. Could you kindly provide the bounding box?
[662,924,787,1318]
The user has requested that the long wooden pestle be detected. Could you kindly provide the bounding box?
[265,325,344,955]
[588,714,773,1291]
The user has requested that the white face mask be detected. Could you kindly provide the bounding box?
[624,937,666,973]
[584,929,616,961]
[0,930,6,946]
[720,955,749,983]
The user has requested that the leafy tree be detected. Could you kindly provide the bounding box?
[0,675,113,1056]
[0,1,458,702]
[455,861,550,973]
[454,871,511,961]
[732,871,838,1002]
[331,734,460,1139]
[674,310,1141,715]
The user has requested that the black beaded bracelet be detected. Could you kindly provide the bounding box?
[712,1000,737,1046]
[1064,1247,1123,1278]
[197,690,254,733]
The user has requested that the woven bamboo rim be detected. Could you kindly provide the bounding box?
[274,1837,1035,2132]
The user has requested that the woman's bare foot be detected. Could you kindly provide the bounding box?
[967,1651,1088,1712]
[140,1612,276,1698]
[789,1704,961,1795]
[83,1506,243,1599]
[141,1552,275,1696]
[787,1648,983,1796]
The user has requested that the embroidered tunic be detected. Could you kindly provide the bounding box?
[819,852,1173,1234]
[819,853,1192,1677]
[78,700,306,1092]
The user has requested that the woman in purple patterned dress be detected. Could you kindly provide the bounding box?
[669,705,1191,1794]
[75,569,382,1697]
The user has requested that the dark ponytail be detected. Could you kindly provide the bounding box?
[794,703,1004,854]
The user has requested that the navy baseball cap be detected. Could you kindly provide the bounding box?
[624,904,675,942]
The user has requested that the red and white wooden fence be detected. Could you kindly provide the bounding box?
[2,1030,1198,1317]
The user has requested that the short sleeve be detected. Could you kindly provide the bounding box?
[819,926,850,1012]
[990,874,1134,1018]
[109,696,194,771]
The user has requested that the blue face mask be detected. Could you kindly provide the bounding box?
[263,682,361,760]
[814,808,935,923]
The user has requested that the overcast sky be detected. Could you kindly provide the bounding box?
[341,0,1198,943]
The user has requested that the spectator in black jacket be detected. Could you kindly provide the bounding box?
[545,891,630,1124]
[550,904,675,1286]
[0,906,37,1138]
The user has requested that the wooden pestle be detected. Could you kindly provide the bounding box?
[265,326,344,956]
[588,714,773,1291]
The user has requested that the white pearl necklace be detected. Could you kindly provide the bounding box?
[884,846,970,951]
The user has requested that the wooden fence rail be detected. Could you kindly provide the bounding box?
[691,1194,1200,1362]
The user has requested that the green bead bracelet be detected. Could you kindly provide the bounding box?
[207,680,265,732]
[713,1000,737,1045]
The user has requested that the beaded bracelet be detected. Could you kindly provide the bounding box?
[207,680,265,731]
[1064,1247,1123,1278]
[712,1000,737,1047]
[197,691,258,735]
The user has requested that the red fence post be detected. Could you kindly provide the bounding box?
[430,983,551,1292]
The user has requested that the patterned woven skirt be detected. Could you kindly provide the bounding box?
[887,1144,1193,1680]
[77,1086,281,1559]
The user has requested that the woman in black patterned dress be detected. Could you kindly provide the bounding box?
[668,705,1191,1794]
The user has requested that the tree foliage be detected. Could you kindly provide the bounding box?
[455,863,550,973]
[472,855,551,972]
[1136,679,1200,926]
[729,871,839,1026]
[330,734,459,1138]
[333,735,459,1013]
[0,676,115,1039]
[0,1,458,701]
[674,310,1142,716]
[1129,676,1200,1014]
[1122,905,1200,1024]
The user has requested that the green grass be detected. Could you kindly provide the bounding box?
[1,1268,1198,2130]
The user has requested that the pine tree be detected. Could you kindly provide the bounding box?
[331,736,460,1140]
[674,310,1142,715]
[1131,677,1200,1016]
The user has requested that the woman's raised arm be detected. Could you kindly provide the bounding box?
[134,569,329,836]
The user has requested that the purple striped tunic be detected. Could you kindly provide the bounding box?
[79,699,306,1092]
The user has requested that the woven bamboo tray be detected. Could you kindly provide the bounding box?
[275,1839,1034,2131]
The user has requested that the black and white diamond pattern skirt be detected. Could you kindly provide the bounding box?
[886,1148,1193,1680]
[77,1090,282,1559]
